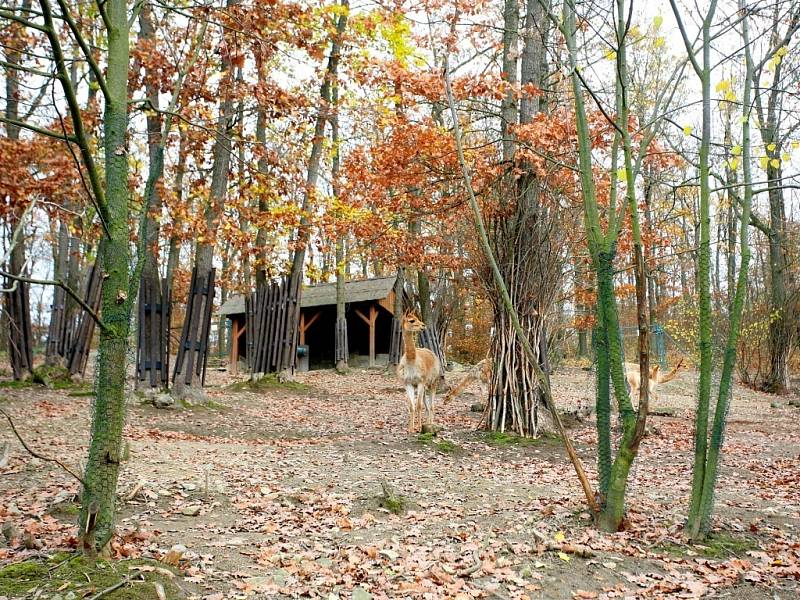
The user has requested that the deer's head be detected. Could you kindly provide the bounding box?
[402,311,426,333]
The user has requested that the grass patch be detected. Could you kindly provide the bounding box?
[0,555,183,599]
[228,373,309,393]
[482,430,559,447]
[0,379,34,389]
[377,481,408,515]
[416,432,462,454]
[176,397,227,411]
[694,533,759,558]
[67,389,95,397]
[655,533,758,559]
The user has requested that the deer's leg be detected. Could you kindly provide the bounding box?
[428,386,436,428]
[416,384,425,432]
[405,384,416,433]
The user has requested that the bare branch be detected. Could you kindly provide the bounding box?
[0,407,87,488]
[0,271,108,333]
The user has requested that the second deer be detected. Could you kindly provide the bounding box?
[397,312,441,433]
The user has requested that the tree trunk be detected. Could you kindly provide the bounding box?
[165,128,188,292]
[138,2,162,287]
[485,0,557,437]
[173,2,236,397]
[289,6,348,283]
[332,82,347,372]
[76,0,132,550]
[762,172,791,393]
[4,0,34,380]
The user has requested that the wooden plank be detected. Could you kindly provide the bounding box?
[182,282,201,384]
[377,291,395,315]
[273,277,288,371]
[136,277,144,381]
[163,278,172,386]
[198,269,215,385]
[369,305,376,367]
[231,318,239,374]
[354,307,370,325]
[278,276,293,371]
[245,294,253,372]
[173,267,196,382]
[149,279,158,387]
[299,312,306,346]
[286,273,302,371]
[261,282,274,372]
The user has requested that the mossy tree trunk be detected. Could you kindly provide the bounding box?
[678,0,752,539]
[75,0,132,549]
[556,0,684,530]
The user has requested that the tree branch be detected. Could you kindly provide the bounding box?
[0,271,108,333]
[38,0,111,238]
[54,0,111,101]
[0,8,49,32]
[0,407,87,488]
[0,116,76,142]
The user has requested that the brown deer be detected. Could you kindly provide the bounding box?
[397,312,441,433]
[625,358,684,407]
[443,352,491,405]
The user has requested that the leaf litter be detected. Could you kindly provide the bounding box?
[0,367,798,598]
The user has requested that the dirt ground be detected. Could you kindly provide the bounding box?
[1,362,799,599]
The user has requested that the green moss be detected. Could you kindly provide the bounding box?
[417,433,461,454]
[0,555,183,599]
[30,364,74,388]
[228,374,309,393]
[481,430,560,447]
[0,380,34,389]
[177,398,227,410]
[695,533,759,558]
[655,533,758,559]
[0,561,48,596]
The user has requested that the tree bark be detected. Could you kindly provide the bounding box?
[173,0,237,396]
[75,0,132,549]
[4,0,34,380]
[289,5,348,283]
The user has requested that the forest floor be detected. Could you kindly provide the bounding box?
[0,361,799,599]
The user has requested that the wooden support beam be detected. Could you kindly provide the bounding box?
[231,319,239,374]
[355,305,378,367]
[369,304,376,367]
[299,310,320,346]
[299,312,305,346]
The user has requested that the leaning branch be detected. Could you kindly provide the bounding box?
[0,407,87,487]
[443,55,600,520]
[39,0,111,238]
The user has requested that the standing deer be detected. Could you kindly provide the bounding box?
[397,312,441,433]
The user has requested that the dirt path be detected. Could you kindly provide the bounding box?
[1,366,799,599]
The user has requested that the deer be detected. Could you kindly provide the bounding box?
[396,312,441,433]
[443,351,491,405]
[624,358,684,408]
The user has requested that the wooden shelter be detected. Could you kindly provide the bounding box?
[220,276,399,372]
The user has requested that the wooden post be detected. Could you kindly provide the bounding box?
[231,319,239,374]
[369,305,376,367]
[355,305,378,367]
[299,310,320,347]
